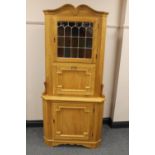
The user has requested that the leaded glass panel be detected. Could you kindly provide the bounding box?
[57,21,93,58]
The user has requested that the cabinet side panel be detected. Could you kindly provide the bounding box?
[95,16,107,96]
[43,100,52,140]
[44,15,56,95]
[92,102,104,141]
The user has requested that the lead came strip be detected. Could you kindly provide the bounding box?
[57,21,93,58]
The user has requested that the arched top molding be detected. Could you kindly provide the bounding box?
[43,4,109,16]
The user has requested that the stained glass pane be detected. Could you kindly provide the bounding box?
[58,37,64,46]
[79,27,85,37]
[86,27,93,37]
[72,48,78,58]
[64,48,70,57]
[85,49,92,58]
[58,48,64,57]
[72,27,78,36]
[65,27,71,36]
[72,38,78,47]
[57,21,93,59]
[65,37,71,47]
[79,48,85,58]
[58,26,64,36]
[79,38,85,47]
[86,38,92,48]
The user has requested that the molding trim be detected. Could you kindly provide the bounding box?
[110,121,129,128]
[26,118,129,128]
[26,120,43,127]
[102,118,129,128]
[26,21,129,29]
[43,4,109,15]
[26,21,44,25]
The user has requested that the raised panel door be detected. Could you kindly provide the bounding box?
[53,102,93,140]
[52,63,96,96]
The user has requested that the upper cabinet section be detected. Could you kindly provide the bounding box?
[43,5,108,96]
[44,4,108,64]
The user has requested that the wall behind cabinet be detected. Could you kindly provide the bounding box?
[26,0,128,121]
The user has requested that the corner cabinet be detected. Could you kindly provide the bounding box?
[42,4,108,148]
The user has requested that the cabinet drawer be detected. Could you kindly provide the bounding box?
[53,102,93,140]
[53,63,96,96]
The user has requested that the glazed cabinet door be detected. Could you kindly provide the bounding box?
[53,16,99,63]
[53,63,96,96]
[53,102,93,140]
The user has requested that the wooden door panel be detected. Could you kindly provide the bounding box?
[53,63,96,96]
[53,102,93,140]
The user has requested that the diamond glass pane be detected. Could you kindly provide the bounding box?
[57,21,93,58]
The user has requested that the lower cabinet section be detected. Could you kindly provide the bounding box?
[42,95,104,148]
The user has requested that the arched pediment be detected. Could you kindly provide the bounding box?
[43,4,108,16]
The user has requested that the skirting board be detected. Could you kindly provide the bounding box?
[26,118,129,128]
[103,118,129,128]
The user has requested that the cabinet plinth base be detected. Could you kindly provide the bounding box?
[44,137,101,148]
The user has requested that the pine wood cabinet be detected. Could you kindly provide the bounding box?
[42,4,108,148]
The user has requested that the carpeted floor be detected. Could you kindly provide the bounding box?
[26,125,129,155]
